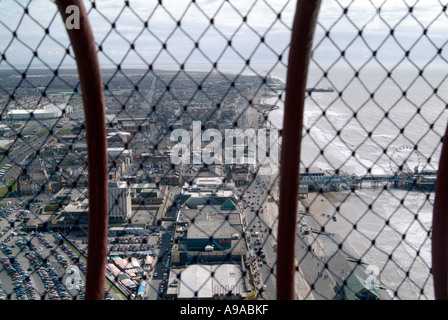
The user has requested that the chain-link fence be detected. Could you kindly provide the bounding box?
[0,0,447,301]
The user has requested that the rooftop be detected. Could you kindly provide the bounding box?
[177,264,248,299]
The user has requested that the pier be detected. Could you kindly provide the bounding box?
[299,169,437,192]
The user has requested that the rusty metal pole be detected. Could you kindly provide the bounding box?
[433,129,448,299]
[276,0,321,300]
[56,0,108,300]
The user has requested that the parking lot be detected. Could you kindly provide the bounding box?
[1,211,174,301]
[0,227,87,300]
[0,212,121,301]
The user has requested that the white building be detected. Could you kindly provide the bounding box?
[107,147,133,157]
[108,181,132,221]
[176,264,248,299]
[7,103,73,120]
[193,177,224,189]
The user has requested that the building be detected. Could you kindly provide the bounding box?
[181,189,238,210]
[334,273,380,300]
[139,153,170,169]
[170,264,250,299]
[17,179,40,195]
[174,202,245,265]
[186,219,234,251]
[180,175,238,208]
[52,181,133,226]
[107,131,131,145]
[54,187,84,204]
[107,147,132,158]
[129,183,174,226]
[231,165,250,186]
[58,135,78,143]
[0,138,13,151]
[160,173,182,186]
[17,174,50,195]
[51,199,90,229]
[7,103,73,120]
[192,177,224,189]
[299,168,327,184]
[108,181,132,222]
[130,183,173,207]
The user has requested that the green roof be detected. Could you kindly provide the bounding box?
[221,198,237,210]
[118,273,129,280]
[338,273,380,300]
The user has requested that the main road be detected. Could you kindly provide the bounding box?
[239,171,277,299]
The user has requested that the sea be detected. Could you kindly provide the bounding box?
[260,63,448,300]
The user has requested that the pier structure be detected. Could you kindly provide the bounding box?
[299,169,437,193]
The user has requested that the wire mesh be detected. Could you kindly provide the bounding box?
[0,0,447,300]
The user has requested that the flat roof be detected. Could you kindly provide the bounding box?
[131,183,158,190]
[108,131,131,136]
[187,219,230,240]
[179,206,241,225]
[178,264,247,299]
[24,214,54,228]
[194,177,224,184]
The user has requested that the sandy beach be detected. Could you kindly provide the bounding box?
[263,187,434,300]
[264,190,370,299]
[300,192,365,241]
[264,190,362,255]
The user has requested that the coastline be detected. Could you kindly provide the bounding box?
[257,82,433,300]
[264,187,433,300]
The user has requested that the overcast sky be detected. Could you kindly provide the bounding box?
[0,0,447,75]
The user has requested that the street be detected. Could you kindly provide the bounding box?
[239,171,278,299]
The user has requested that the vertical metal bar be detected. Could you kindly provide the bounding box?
[276,0,321,300]
[56,0,108,300]
[433,129,448,299]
